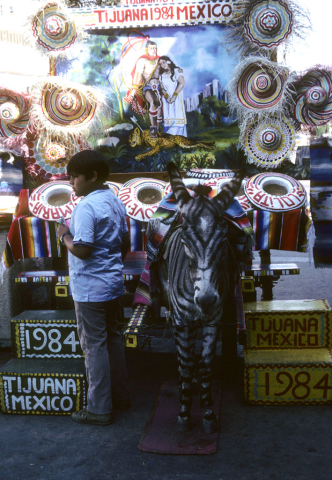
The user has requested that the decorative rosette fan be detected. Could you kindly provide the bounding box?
[242,116,296,168]
[27,0,85,58]
[30,79,104,144]
[227,0,310,58]
[0,89,31,155]
[228,57,294,127]
[24,130,91,180]
[291,68,332,127]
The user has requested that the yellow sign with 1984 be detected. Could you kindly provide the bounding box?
[244,349,332,404]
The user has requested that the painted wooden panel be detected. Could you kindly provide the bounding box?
[11,320,83,359]
[244,300,332,350]
[244,349,332,405]
[241,263,300,277]
[0,359,86,415]
[11,310,83,359]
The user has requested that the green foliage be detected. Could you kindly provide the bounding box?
[214,143,246,169]
[82,34,125,119]
[313,123,331,137]
[169,151,184,170]
[83,37,112,87]
[186,111,207,136]
[154,151,216,172]
[97,144,133,173]
[277,159,310,180]
[198,96,229,127]
[101,144,128,161]
[181,155,195,171]
[189,153,216,169]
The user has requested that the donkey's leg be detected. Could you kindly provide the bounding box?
[200,325,220,434]
[174,325,197,432]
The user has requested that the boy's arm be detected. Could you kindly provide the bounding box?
[57,225,93,259]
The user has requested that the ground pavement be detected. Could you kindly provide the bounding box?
[1,250,332,480]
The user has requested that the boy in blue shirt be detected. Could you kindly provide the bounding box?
[57,150,130,425]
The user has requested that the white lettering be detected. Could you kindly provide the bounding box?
[25,396,32,410]
[67,379,76,395]
[3,376,16,392]
[45,378,55,394]
[32,377,44,394]
[51,396,60,411]
[63,331,80,353]
[22,377,31,394]
[11,395,24,410]
[60,397,73,412]
[33,396,47,411]
[55,378,66,395]
[33,328,47,351]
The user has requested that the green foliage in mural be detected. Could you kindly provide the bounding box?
[198,96,229,127]
[186,111,208,136]
[82,35,125,120]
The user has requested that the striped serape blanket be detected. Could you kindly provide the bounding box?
[247,209,312,252]
[126,216,148,252]
[13,189,30,219]
[2,216,63,270]
[133,191,254,314]
[1,190,148,270]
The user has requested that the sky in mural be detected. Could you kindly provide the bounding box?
[58,25,238,100]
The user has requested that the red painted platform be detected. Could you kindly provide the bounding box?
[138,380,221,455]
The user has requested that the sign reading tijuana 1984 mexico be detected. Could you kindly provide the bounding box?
[72,1,234,29]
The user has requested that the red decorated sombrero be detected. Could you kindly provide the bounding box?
[29,180,81,221]
[119,178,166,222]
[105,181,123,197]
[244,173,306,212]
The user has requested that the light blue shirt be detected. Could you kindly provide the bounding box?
[68,188,128,302]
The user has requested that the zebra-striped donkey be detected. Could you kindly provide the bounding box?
[158,162,246,434]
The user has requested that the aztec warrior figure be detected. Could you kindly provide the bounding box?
[157,162,247,433]
[124,40,187,137]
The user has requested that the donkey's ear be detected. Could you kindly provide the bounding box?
[167,162,191,208]
[214,168,246,210]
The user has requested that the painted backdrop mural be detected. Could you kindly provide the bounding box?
[58,25,240,172]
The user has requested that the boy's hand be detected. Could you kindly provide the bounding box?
[57,224,69,239]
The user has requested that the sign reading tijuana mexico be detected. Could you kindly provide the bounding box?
[71,1,234,29]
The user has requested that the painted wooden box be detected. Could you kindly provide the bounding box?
[0,358,86,415]
[244,349,332,405]
[11,310,83,359]
[243,300,332,350]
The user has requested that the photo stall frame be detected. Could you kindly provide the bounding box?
[57,0,240,174]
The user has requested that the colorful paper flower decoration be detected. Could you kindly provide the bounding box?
[243,117,296,168]
[292,69,332,127]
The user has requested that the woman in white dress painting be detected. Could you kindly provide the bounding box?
[158,56,187,137]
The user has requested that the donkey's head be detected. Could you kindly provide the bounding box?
[167,162,245,316]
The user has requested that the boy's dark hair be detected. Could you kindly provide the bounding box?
[67,150,109,182]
